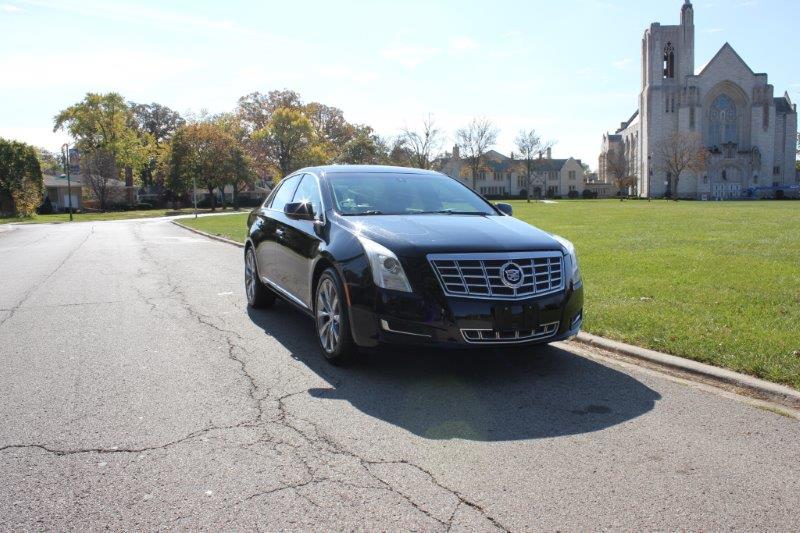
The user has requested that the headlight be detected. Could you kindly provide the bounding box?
[551,234,582,288]
[356,235,413,292]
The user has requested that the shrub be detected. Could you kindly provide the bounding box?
[582,189,596,199]
[568,190,579,199]
[135,202,153,210]
[39,196,54,214]
[776,190,785,200]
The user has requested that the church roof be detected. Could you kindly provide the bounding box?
[774,96,795,114]
[698,42,754,76]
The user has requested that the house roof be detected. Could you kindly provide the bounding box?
[482,157,568,173]
[43,174,83,188]
[43,174,127,188]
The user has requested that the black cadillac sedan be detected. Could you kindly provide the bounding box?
[245,165,583,364]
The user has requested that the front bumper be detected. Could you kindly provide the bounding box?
[348,282,584,348]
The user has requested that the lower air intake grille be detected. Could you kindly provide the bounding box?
[461,322,560,344]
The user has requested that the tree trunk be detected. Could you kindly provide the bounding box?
[208,185,215,211]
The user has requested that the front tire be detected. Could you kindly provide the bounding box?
[315,268,356,365]
[245,247,275,309]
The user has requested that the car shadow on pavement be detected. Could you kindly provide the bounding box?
[248,303,661,442]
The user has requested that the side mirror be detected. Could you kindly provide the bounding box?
[495,202,513,216]
[284,201,315,220]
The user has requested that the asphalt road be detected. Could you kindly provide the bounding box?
[1,218,798,531]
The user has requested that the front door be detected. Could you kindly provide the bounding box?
[275,174,324,308]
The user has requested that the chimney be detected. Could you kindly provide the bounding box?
[546,147,552,159]
[538,151,543,160]
[452,144,460,159]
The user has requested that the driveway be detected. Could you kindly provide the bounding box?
[0,219,798,530]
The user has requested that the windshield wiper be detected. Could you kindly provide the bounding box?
[342,210,383,216]
[412,209,488,215]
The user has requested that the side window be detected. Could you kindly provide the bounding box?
[268,174,302,210]
[292,174,323,218]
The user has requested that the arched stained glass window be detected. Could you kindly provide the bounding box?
[709,94,738,147]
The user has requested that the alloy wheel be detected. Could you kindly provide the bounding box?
[316,278,341,354]
[245,249,257,303]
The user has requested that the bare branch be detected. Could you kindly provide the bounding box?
[456,118,498,190]
[655,132,708,199]
[400,114,444,170]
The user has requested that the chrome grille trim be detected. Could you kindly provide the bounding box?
[428,251,564,300]
[461,322,560,344]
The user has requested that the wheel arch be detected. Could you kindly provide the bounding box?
[311,254,337,306]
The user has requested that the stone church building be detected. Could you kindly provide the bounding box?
[601,0,797,199]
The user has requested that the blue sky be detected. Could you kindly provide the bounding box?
[1,0,798,168]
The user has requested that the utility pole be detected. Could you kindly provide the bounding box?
[193,175,197,219]
[62,143,73,221]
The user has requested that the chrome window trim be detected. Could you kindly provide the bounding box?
[265,173,303,211]
[427,251,565,301]
[264,172,327,225]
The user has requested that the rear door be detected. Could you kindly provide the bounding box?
[275,173,325,308]
[255,174,301,286]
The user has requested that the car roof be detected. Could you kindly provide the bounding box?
[302,164,444,177]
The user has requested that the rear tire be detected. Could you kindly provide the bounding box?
[245,247,275,309]
[315,268,356,365]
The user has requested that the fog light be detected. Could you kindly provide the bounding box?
[571,311,583,328]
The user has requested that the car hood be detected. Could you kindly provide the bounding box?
[337,214,563,257]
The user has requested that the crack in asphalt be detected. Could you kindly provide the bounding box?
[2,221,510,531]
[0,225,94,328]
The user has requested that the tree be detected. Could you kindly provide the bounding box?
[237,90,302,132]
[305,102,355,156]
[514,129,554,202]
[604,147,636,201]
[656,132,709,200]
[456,118,498,190]
[253,107,314,178]
[36,148,62,176]
[336,126,388,164]
[81,149,119,210]
[167,122,249,211]
[54,93,152,204]
[400,114,444,170]
[130,102,184,189]
[0,138,43,217]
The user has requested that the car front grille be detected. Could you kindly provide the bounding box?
[428,252,564,300]
[461,322,560,344]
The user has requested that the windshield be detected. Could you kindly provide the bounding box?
[327,172,497,216]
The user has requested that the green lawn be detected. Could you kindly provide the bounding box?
[177,213,250,242]
[178,201,800,388]
[0,208,224,224]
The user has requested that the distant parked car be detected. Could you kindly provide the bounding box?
[245,165,583,364]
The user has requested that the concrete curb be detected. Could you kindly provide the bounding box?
[574,332,800,411]
[170,219,800,412]
[171,220,244,248]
